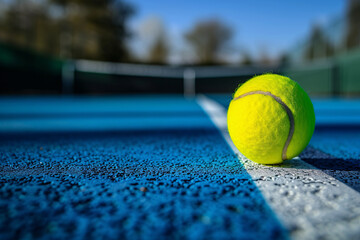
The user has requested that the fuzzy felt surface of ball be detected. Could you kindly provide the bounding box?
[227,74,315,164]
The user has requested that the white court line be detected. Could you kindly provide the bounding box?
[197,95,360,240]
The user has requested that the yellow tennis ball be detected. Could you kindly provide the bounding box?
[227,73,315,164]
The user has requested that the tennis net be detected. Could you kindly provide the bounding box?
[62,59,278,96]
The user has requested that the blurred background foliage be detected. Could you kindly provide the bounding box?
[0,0,360,96]
[0,0,360,65]
[184,20,233,65]
[0,0,134,62]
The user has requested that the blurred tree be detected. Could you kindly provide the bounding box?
[345,0,360,50]
[137,17,169,64]
[185,19,232,65]
[51,0,134,61]
[0,0,61,56]
[0,0,134,62]
[239,51,253,65]
[147,35,169,64]
[304,25,334,61]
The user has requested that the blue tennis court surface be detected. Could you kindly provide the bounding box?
[0,96,212,132]
[0,96,287,239]
[1,95,360,239]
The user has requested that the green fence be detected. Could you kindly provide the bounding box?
[0,42,63,73]
[283,47,360,97]
[0,42,63,94]
[336,49,360,96]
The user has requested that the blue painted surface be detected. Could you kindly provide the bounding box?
[0,96,212,133]
[0,95,203,114]
[0,96,287,240]
[300,127,360,192]
[310,127,360,160]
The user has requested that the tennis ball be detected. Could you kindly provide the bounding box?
[227,73,315,165]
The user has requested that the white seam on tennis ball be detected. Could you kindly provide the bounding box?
[233,91,295,160]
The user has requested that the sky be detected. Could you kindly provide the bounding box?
[127,0,346,64]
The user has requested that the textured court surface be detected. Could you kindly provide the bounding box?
[1,95,360,240]
[0,130,286,240]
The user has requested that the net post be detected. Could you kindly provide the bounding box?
[183,68,196,98]
[61,60,75,94]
